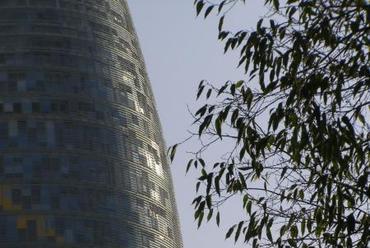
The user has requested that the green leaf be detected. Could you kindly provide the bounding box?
[197,211,204,228]
[197,86,205,100]
[247,201,252,215]
[206,195,212,208]
[288,239,297,247]
[346,213,355,234]
[243,194,249,208]
[206,88,212,99]
[267,227,273,242]
[235,221,244,242]
[225,225,235,239]
[218,83,228,95]
[280,225,286,236]
[307,217,312,232]
[218,16,225,32]
[169,144,177,162]
[213,179,219,197]
[235,80,244,88]
[196,1,204,16]
[199,114,213,135]
[290,225,298,238]
[216,211,221,226]
[186,159,194,173]
[218,1,225,13]
[301,218,306,235]
[199,158,206,167]
[204,5,214,18]
[239,147,246,161]
[195,105,208,117]
[207,208,213,222]
[280,166,288,179]
[215,117,222,138]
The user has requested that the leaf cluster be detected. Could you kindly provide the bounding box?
[171,0,370,247]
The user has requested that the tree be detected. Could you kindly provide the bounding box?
[169,0,370,247]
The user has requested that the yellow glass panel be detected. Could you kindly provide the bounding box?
[46,228,56,236]
[2,198,12,210]
[56,236,65,244]
[16,216,27,229]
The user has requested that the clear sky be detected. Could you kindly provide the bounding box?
[127,1,264,247]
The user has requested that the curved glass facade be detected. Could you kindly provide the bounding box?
[0,0,182,247]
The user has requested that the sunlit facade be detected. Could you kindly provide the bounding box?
[0,0,182,247]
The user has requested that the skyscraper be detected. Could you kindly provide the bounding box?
[0,0,182,247]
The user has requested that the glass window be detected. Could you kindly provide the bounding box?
[29,0,56,7]
[13,103,22,113]
[131,113,139,125]
[11,189,21,205]
[4,103,13,113]
[31,102,40,113]
[27,220,37,241]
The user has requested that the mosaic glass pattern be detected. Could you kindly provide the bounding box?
[0,0,182,247]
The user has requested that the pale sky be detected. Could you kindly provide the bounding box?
[128,1,264,247]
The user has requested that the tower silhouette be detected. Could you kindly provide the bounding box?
[0,0,182,247]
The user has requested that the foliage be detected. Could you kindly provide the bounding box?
[169,0,370,247]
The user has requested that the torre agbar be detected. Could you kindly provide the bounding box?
[0,0,183,247]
